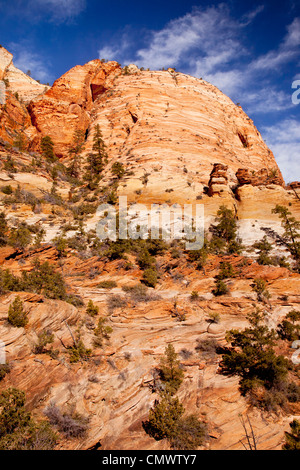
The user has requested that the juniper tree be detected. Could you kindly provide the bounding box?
[68,130,85,179]
[272,205,300,271]
[158,344,184,395]
[41,136,57,163]
[85,125,107,186]
[211,205,243,254]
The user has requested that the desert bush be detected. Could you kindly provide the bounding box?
[142,267,158,288]
[195,338,220,358]
[34,330,54,354]
[97,280,117,289]
[8,223,32,250]
[277,310,300,341]
[251,278,271,302]
[190,291,199,301]
[0,364,11,382]
[282,420,300,450]
[144,393,184,441]
[122,283,160,303]
[212,279,229,296]
[44,403,89,438]
[20,260,67,301]
[0,212,7,246]
[208,311,221,323]
[221,308,294,409]
[93,317,113,346]
[106,294,127,313]
[1,185,13,195]
[169,414,207,450]
[85,299,99,317]
[0,388,57,450]
[67,339,92,363]
[8,296,28,328]
[216,261,236,280]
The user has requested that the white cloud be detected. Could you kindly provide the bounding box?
[2,0,86,23]
[98,4,245,72]
[34,0,86,22]
[9,42,52,83]
[262,119,300,183]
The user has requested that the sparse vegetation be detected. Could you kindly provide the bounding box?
[0,388,58,450]
[143,344,207,449]
[44,403,89,438]
[8,296,28,328]
[221,308,299,410]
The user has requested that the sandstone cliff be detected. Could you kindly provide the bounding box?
[0,49,299,451]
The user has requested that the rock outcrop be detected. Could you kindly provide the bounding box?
[0,46,48,104]
[28,60,121,157]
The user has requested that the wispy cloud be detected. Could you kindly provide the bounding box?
[262,119,300,183]
[0,0,86,23]
[9,42,53,83]
[33,0,86,23]
[99,4,245,73]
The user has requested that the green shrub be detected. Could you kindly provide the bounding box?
[8,296,28,328]
[0,212,7,246]
[0,388,57,450]
[0,364,11,382]
[169,414,207,450]
[216,261,236,280]
[158,344,184,396]
[212,279,229,296]
[221,308,292,408]
[144,393,184,441]
[97,280,117,289]
[86,299,99,317]
[1,185,13,195]
[34,330,54,354]
[142,267,158,288]
[21,260,67,301]
[8,223,32,250]
[283,420,300,450]
[68,340,92,363]
[251,278,271,302]
[111,162,125,179]
[93,317,113,346]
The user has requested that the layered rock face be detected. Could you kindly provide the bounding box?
[0,46,46,148]
[0,46,48,104]
[28,60,121,157]
[0,50,300,452]
[27,64,283,191]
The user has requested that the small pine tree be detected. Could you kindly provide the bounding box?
[68,130,85,178]
[272,205,300,271]
[86,299,99,317]
[159,344,184,395]
[41,136,57,163]
[8,296,28,328]
[85,125,107,187]
[8,223,32,251]
[111,161,125,179]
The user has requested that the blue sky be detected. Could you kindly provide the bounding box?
[0,0,299,182]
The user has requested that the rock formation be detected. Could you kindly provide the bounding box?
[0,47,299,452]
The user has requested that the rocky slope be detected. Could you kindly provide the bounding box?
[0,48,299,451]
